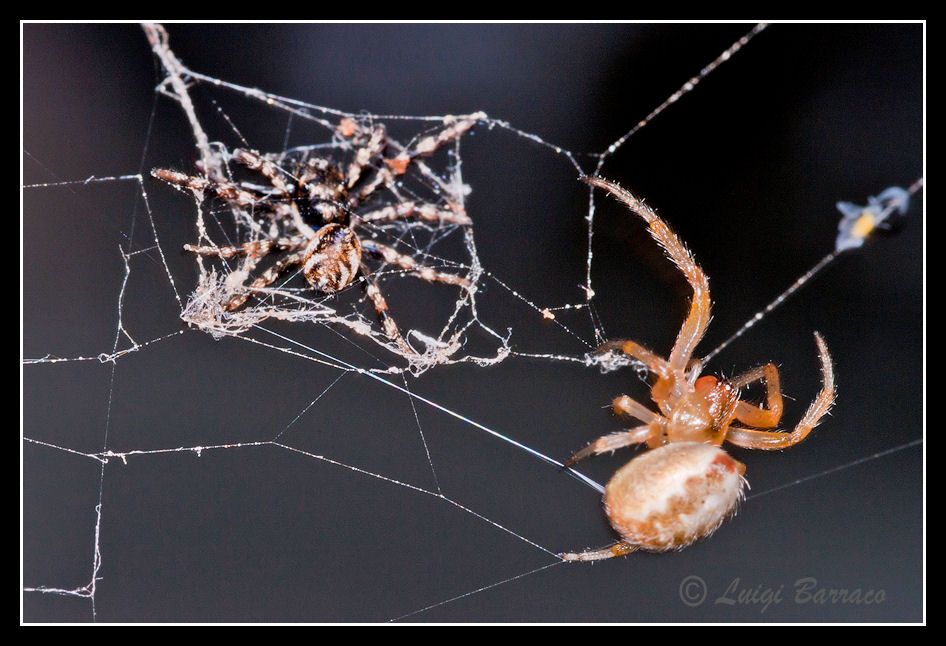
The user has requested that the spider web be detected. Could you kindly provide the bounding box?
[22,22,924,623]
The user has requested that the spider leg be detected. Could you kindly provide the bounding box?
[360,239,471,287]
[360,270,416,355]
[156,156,317,242]
[297,157,348,209]
[584,176,711,374]
[727,362,784,428]
[567,348,671,465]
[564,423,663,467]
[560,542,637,562]
[382,113,483,177]
[329,119,396,205]
[152,168,259,207]
[184,236,304,260]
[230,149,318,239]
[725,333,835,450]
[230,149,294,196]
[596,339,670,377]
[224,248,306,312]
[356,200,472,227]
[342,123,388,191]
[613,395,663,425]
[595,339,676,415]
[341,114,484,206]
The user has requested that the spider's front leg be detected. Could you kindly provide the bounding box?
[595,339,670,378]
[338,121,387,191]
[583,175,711,375]
[229,149,318,240]
[184,236,303,260]
[151,168,259,207]
[381,112,485,176]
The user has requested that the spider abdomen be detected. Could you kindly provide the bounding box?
[302,223,363,292]
[603,442,746,551]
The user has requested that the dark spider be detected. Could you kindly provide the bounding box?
[153,113,484,355]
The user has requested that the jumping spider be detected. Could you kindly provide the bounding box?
[561,176,836,561]
[153,113,485,355]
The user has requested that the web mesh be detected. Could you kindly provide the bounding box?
[23,22,923,622]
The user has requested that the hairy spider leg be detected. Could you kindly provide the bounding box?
[563,424,661,467]
[560,542,638,562]
[340,115,482,220]
[583,176,711,380]
[360,268,415,355]
[152,168,259,207]
[728,362,784,428]
[383,114,483,177]
[357,201,472,227]
[230,148,318,239]
[342,123,388,191]
[183,236,305,260]
[564,337,678,466]
[223,248,308,312]
[563,177,716,468]
[725,332,835,449]
[360,239,471,288]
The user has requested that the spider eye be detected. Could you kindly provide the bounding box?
[301,224,363,292]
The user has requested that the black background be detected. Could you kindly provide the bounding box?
[23,22,922,622]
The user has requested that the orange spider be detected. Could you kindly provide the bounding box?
[561,176,835,561]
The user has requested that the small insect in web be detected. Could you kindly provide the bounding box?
[152,113,484,356]
[835,185,913,252]
[560,176,836,562]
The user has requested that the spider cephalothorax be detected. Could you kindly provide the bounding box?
[561,176,836,562]
[153,113,484,355]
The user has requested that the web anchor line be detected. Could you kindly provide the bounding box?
[253,324,607,494]
[701,179,923,365]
